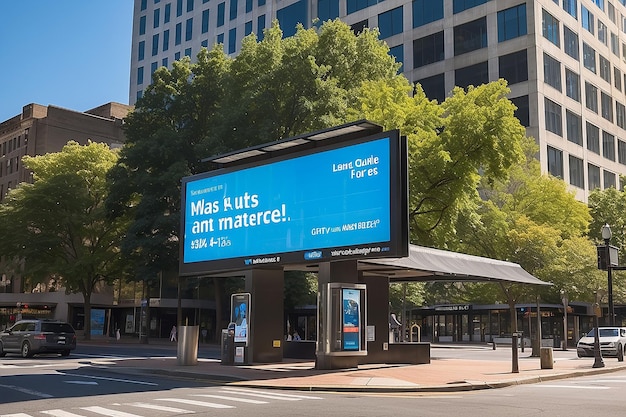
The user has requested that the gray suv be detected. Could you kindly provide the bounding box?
[0,319,76,358]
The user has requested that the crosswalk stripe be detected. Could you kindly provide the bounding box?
[41,410,86,417]
[2,414,33,417]
[157,398,235,409]
[215,390,301,401]
[191,394,268,404]
[125,402,195,413]
[80,406,145,417]
[220,387,323,400]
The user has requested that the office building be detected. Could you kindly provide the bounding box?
[130,0,626,202]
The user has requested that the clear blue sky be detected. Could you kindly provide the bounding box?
[0,1,134,122]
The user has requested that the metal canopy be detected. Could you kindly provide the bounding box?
[356,244,550,285]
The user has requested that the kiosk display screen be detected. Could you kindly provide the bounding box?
[342,288,361,351]
[231,293,250,344]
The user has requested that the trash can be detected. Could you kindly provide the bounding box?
[540,347,553,369]
[177,325,199,366]
[221,323,235,365]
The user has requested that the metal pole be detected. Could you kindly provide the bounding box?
[608,261,615,326]
[593,299,605,368]
[562,291,568,350]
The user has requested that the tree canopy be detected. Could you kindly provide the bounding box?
[0,141,128,338]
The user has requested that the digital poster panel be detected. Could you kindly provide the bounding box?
[341,288,361,351]
[180,129,407,275]
[231,293,250,345]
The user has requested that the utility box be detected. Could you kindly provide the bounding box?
[540,347,553,369]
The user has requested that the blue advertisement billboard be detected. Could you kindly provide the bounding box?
[180,129,407,274]
[342,288,361,351]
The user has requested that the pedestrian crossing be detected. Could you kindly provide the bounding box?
[1,387,324,417]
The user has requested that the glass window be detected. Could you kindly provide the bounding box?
[413,31,444,68]
[413,0,443,28]
[165,3,171,23]
[245,20,252,36]
[347,0,384,14]
[599,55,611,83]
[511,95,529,127]
[617,102,626,128]
[563,0,577,18]
[545,98,562,136]
[230,0,237,20]
[177,0,183,16]
[141,0,147,11]
[564,26,579,59]
[389,44,404,72]
[612,32,620,56]
[229,28,236,53]
[547,146,564,178]
[185,47,192,57]
[453,0,489,14]
[416,74,446,103]
[604,170,616,189]
[582,6,594,34]
[217,33,224,45]
[137,66,144,85]
[186,17,193,41]
[497,4,527,42]
[163,29,169,51]
[351,19,368,34]
[175,51,181,60]
[603,131,616,161]
[218,2,225,26]
[615,67,622,91]
[542,9,560,47]
[138,40,145,61]
[246,0,252,13]
[569,155,584,188]
[499,49,528,85]
[257,14,265,40]
[587,122,600,154]
[618,139,626,165]
[601,91,613,121]
[589,163,601,190]
[378,6,403,39]
[586,82,598,112]
[150,61,158,82]
[456,61,489,89]
[454,17,488,56]
[175,22,182,45]
[202,9,209,33]
[565,68,580,101]
[593,0,605,11]
[162,57,168,67]
[152,33,159,56]
[544,52,562,91]
[154,8,160,28]
[276,0,306,38]
[583,43,596,73]
[187,0,194,13]
[258,0,265,5]
[318,0,339,22]
[139,15,146,35]
[598,20,608,45]
[566,110,582,145]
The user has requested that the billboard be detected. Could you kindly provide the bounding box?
[180,129,407,275]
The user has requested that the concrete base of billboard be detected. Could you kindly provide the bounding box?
[284,340,316,359]
[315,354,360,370]
[360,342,431,365]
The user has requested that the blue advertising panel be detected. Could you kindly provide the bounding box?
[180,129,407,274]
[342,288,361,351]
[231,293,250,344]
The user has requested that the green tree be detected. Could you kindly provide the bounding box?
[0,142,127,339]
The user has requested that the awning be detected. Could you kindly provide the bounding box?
[358,244,550,285]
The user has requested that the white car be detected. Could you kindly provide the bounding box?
[577,327,626,361]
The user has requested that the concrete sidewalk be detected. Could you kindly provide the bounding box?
[84,339,626,392]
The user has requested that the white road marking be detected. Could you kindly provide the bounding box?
[157,398,235,409]
[125,402,194,413]
[64,381,98,385]
[220,387,323,400]
[191,394,268,404]
[0,383,53,398]
[57,373,157,386]
[80,406,145,417]
[41,410,87,417]
[536,384,611,389]
[2,414,33,417]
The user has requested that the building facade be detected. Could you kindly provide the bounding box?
[0,102,131,330]
[130,0,626,202]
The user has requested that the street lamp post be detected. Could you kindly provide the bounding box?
[601,224,615,326]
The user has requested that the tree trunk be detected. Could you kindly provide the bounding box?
[82,291,92,341]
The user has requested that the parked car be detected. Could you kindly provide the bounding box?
[0,319,76,358]
[576,327,626,361]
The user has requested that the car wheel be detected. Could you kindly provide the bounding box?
[21,341,33,358]
[618,344,624,362]
[0,342,6,357]
[61,350,70,357]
